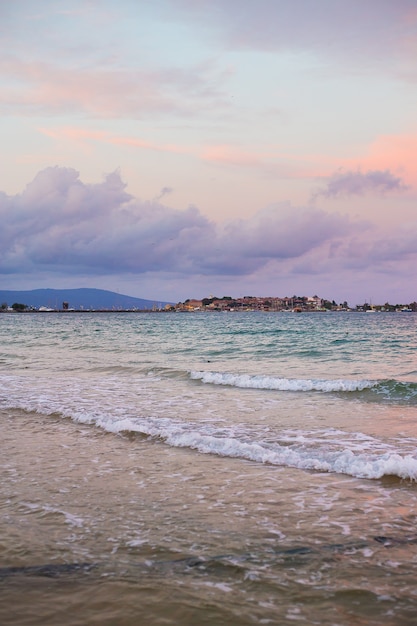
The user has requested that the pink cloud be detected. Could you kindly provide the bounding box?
[0,57,229,119]
[344,134,417,187]
[199,143,334,181]
[38,128,327,181]
[200,145,263,167]
[38,126,194,157]
[310,133,417,200]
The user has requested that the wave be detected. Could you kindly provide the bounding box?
[3,395,417,481]
[189,371,417,403]
[2,371,417,481]
[190,370,374,391]
[49,412,417,482]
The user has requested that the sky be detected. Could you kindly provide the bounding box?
[1,0,417,306]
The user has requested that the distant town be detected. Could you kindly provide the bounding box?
[2,294,416,313]
[173,295,417,313]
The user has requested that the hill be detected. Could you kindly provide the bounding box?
[0,288,172,311]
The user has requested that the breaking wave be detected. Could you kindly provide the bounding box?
[44,411,417,482]
[2,367,417,480]
[189,371,417,403]
[2,394,417,481]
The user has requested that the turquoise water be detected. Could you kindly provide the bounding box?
[1,311,417,625]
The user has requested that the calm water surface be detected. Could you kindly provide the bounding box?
[1,311,417,625]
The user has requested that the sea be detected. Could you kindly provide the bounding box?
[1,310,417,625]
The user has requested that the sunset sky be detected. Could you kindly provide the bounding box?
[1,0,417,306]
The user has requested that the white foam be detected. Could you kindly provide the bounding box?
[89,415,417,481]
[43,505,85,527]
[2,373,417,481]
[126,538,148,547]
[21,502,85,527]
[190,371,376,393]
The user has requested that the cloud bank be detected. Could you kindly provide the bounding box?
[1,167,417,305]
[1,166,359,279]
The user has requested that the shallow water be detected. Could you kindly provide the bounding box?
[1,311,417,624]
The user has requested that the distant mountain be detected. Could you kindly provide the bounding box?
[0,288,173,311]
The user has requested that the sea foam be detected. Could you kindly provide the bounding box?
[190,371,376,392]
[102,416,417,481]
[2,370,417,481]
